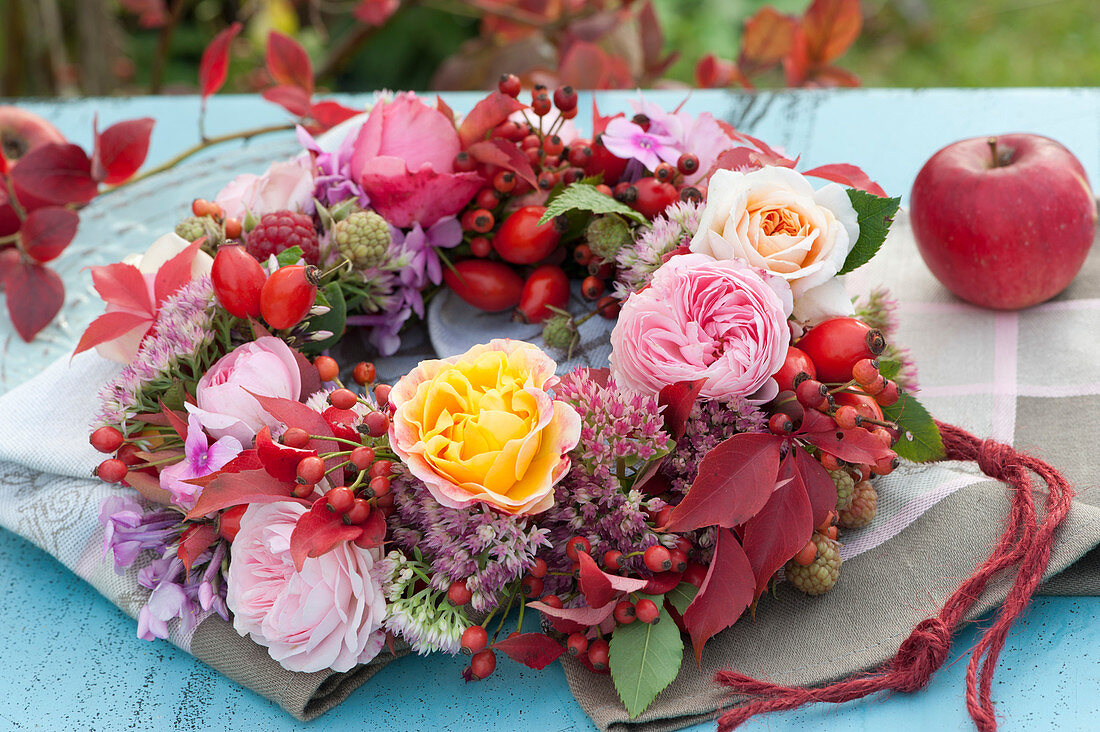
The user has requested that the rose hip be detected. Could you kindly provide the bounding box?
[90,425,124,454]
[443,259,524,312]
[516,265,569,324]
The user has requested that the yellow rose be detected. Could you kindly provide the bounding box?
[388,339,581,515]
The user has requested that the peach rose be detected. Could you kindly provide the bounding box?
[689,166,859,323]
[388,339,581,516]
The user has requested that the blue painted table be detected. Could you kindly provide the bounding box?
[2,90,1099,731]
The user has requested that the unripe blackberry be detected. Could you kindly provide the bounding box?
[332,211,392,269]
[838,480,878,529]
[829,468,856,512]
[541,314,579,354]
[585,214,633,260]
[785,532,841,595]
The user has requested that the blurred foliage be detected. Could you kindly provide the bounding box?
[2,0,1099,97]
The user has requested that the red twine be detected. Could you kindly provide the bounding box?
[714,421,1075,731]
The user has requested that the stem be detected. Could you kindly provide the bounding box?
[3,176,25,220]
[150,0,190,94]
[987,137,999,167]
[100,123,296,196]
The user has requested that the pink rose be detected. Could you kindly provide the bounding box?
[609,253,793,402]
[186,337,302,444]
[214,158,315,222]
[226,501,387,673]
[349,92,482,228]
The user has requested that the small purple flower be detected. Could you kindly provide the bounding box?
[137,582,191,641]
[98,496,180,573]
[393,216,463,289]
[601,116,680,172]
[158,414,243,509]
[298,125,369,209]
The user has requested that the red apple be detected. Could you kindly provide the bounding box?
[910,133,1097,310]
[0,106,65,168]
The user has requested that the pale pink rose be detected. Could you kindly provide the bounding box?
[215,158,315,222]
[689,166,859,323]
[186,337,302,444]
[388,339,581,516]
[609,253,793,402]
[226,501,387,673]
[95,233,214,363]
[349,92,483,228]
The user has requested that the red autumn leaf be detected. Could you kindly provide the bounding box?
[92,117,154,185]
[801,0,862,65]
[591,100,623,138]
[309,101,361,132]
[124,469,175,505]
[158,400,189,441]
[263,85,313,118]
[492,633,566,670]
[694,54,750,89]
[802,163,885,196]
[356,508,387,550]
[659,379,705,442]
[289,499,363,571]
[558,42,620,90]
[436,95,455,123]
[10,143,97,206]
[255,425,318,483]
[153,238,204,306]
[199,22,242,99]
[184,449,263,490]
[354,0,401,26]
[577,551,615,607]
[185,468,299,520]
[738,7,798,74]
[796,410,895,465]
[6,261,64,341]
[683,528,755,663]
[467,139,538,188]
[90,261,153,314]
[665,433,783,532]
[808,65,861,88]
[291,347,323,402]
[527,599,618,635]
[19,206,78,263]
[791,445,840,528]
[458,91,525,148]
[742,457,814,599]
[177,523,218,571]
[642,570,684,595]
[72,311,150,356]
[783,27,811,86]
[247,392,338,457]
[265,32,314,95]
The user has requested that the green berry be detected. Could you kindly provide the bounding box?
[585,214,633,260]
[541,314,579,355]
[332,211,391,269]
[838,480,877,529]
[830,468,856,512]
[785,532,841,596]
[176,216,213,242]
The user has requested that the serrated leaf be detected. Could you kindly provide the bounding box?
[538,183,646,226]
[837,190,900,275]
[666,582,698,614]
[877,358,901,381]
[609,594,683,718]
[275,245,305,267]
[882,392,945,462]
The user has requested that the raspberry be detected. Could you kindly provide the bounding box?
[785,532,841,595]
[541,314,579,354]
[830,468,856,512]
[332,211,391,269]
[585,214,633,260]
[246,210,319,263]
[838,480,878,529]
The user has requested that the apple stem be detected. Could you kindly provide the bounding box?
[987,137,1001,167]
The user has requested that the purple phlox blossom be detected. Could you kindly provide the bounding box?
[137,582,190,641]
[631,97,736,184]
[393,216,463,290]
[297,125,369,209]
[600,116,680,172]
[346,305,412,357]
[135,538,230,641]
[99,495,180,573]
[158,414,243,510]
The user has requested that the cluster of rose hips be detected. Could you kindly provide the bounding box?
[446,74,701,329]
[768,316,903,479]
[210,241,322,331]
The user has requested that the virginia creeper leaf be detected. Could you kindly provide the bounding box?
[457,91,525,148]
[185,468,298,520]
[199,22,241,99]
[743,457,814,598]
[92,117,155,184]
[153,238,204,306]
[19,206,78,263]
[791,444,839,528]
[492,633,566,670]
[683,529,755,663]
[266,31,314,94]
[177,524,218,571]
[6,262,64,341]
[263,85,312,118]
[802,0,862,64]
[289,499,363,571]
[803,163,886,197]
[10,143,96,205]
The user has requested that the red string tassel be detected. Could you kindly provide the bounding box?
[714,421,1076,731]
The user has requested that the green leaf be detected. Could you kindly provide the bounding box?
[299,282,346,355]
[609,594,684,719]
[837,190,901,275]
[877,358,901,381]
[882,392,945,462]
[160,379,186,411]
[275,245,305,268]
[666,582,698,615]
[539,183,646,226]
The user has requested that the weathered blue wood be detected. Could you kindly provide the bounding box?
[2,90,1099,731]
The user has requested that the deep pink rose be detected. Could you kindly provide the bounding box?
[215,158,315,221]
[609,253,793,402]
[186,337,302,444]
[226,501,387,673]
[349,92,482,228]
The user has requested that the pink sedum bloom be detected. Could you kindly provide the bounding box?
[609,253,793,402]
[158,414,243,510]
[388,339,581,516]
[215,158,315,222]
[349,92,483,228]
[226,502,387,673]
[186,337,302,444]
